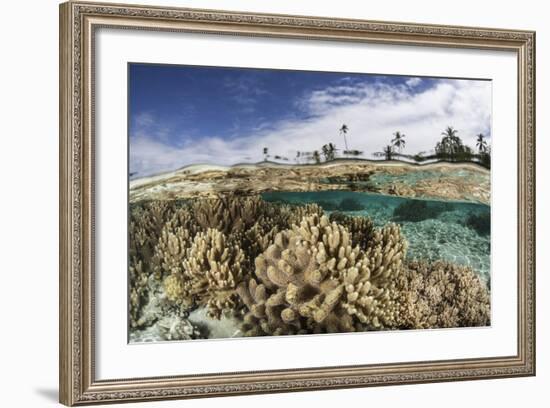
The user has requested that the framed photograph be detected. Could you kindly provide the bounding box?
[59,1,536,405]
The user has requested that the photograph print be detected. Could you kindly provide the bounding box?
[128,63,491,343]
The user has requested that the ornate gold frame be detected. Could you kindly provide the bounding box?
[59,1,536,405]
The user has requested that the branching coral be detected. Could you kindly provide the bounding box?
[231,220,280,265]
[394,260,490,329]
[131,195,321,325]
[363,223,408,287]
[237,214,409,335]
[191,194,264,234]
[152,222,193,280]
[129,201,178,328]
[129,260,149,328]
[129,194,489,340]
[163,228,248,319]
[278,203,324,228]
[329,212,375,250]
[338,222,407,329]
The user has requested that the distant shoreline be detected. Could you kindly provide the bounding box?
[130,158,489,189]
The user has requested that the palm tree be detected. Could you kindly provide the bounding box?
[391,131,406,153]
[383,145,394,161]
[322,145,329,161]
[442,126,458,139]
[476,133,488,153]
[312,150,321,164]
[436,126,463,157]
[442,126,459,149]
[339,124,349,151]
[328,143,336,160]
[322,143,336,161]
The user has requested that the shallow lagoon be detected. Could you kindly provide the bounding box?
[262,190,491,283]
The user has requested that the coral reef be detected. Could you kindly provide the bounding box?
[276,203,325,228]
[129,193,491,341]
[176,228,248,319]
[394,260,491,329]
[329,212,375,251]
[237,214,408,335]
[129,201,178,328]
[191,194,263,234]
[152,221,193,279]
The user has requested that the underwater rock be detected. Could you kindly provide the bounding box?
[317,200,340,211]
[465,211,491,236]
[338,197,365,211]
[392,199,451,222]
[129,313,205,342]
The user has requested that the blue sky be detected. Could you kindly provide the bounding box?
[129,63,491,177]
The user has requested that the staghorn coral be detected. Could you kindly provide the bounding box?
[394,260,490,329]
[237,214,409,335]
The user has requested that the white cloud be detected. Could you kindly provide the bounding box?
[130,79,491,177]
[405,77,422,87]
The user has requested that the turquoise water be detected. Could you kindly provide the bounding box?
[261,191,490,283]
